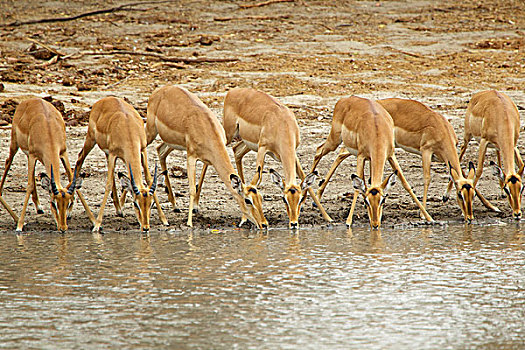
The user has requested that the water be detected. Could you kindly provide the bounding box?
[0,224,524,349]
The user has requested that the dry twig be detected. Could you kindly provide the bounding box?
[1,0,173,27]
[239,0,294,9]
[214,14,290,21]
[74,50,239,64]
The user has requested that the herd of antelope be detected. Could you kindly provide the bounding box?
[0,87,522,232]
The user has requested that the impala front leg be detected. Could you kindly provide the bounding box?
[346,155,365,227]
[421,149,433,218]
[17,156,38,232]
[470,138,499,211]
[186,155,198,227]
[142,149,168,226]
[93,155,117,232]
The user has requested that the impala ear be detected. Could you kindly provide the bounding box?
[490,161,505,182]
[118,172,133,193]
[73,177,83,190]
[467,161,476,180]
[270,169,285,191]
[301,171,317,191]
[255,166,263,187]
[351,174,366,194]
[40,173,52,193]
[383,170,397,193]
[230,174,243,195]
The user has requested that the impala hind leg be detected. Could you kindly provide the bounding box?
[193,163,208,212]
[0,195,18,223]
[17,156,38,231]
[310,138,341,175]
[317,148,351,200]
[233,142,250,183]
[62,154,96,225]
[30,161,43,214]
[251,146,268,186]
[0,141,20,223]
[0,141,18,194]
[110,163,124,217]
[389,155,434,223]
[157,142,179,212]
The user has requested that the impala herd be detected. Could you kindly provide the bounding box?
[0,87,521,232]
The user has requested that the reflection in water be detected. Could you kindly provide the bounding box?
[0,224,524,349]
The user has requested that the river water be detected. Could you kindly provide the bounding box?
[0,223,524,349]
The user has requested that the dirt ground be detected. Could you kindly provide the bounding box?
[0,0,524,231]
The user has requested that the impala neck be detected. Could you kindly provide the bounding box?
[277,135,298,186]
[369,147,389,188]
[499,137,517,175]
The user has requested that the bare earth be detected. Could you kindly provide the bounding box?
[0,0,523,232]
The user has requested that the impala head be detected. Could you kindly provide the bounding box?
[352,171,397,229]
[40,166,81,232]
[449,162,476,223]
[491,161,524,220]
[119,165,162,232]
[230,173,267,229]
[270,169,317,229]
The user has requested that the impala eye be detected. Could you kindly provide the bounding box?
[51,202,57,211]
[457,192,463,200]
[504,187,510,196]
[133,201,140,210]
[244,198,253,206]
[363,198,370,207]
[379,197,386,206]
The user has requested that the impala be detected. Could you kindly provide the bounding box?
[458,90,524,219]
[310,96,434,229]
[377,98,489,223]
[0,98,94,232]
[74,96,168,232]
[223,87,332,229]
[145,85,267,228]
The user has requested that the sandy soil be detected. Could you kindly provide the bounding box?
[0,0,524,231]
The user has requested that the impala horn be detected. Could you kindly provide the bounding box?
[67,169,78,195]
[50,165,59,196]
[129,165,141,196]
[149,164,158,196]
